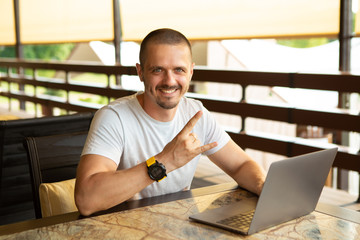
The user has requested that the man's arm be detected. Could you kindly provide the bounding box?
[75,111,217,216]
[75,154,154,216]
[208,139,265,196]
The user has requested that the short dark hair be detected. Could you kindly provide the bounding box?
[139,28,192,67]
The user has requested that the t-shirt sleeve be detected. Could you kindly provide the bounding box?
[201,107,231,156]
[81,107,123,165]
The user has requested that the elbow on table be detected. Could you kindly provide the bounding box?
[74,189,97,216]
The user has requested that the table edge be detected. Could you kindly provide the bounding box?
[0,182,238,236]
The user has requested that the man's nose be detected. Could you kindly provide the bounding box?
[163,71,176,85]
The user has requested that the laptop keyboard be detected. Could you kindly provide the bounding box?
[217,210,255,232]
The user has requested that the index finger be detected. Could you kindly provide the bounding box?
[179,111,203,136]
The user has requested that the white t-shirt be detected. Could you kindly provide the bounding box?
[82,92,230,199]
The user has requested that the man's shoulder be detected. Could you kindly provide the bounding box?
[178,97,211,122]
[111,93,137,106]
[95,93,139,119]
[102,93,138,111]
[180,96,204,110]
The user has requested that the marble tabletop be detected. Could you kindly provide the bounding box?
[1,184,359,239]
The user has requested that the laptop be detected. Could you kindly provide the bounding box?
[189,148,338,235]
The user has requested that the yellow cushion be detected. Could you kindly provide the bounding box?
[0,115,19,120]
[39,178,78,217]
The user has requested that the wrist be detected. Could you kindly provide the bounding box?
[155,153,174,173]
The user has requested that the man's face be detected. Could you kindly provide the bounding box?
[137,43,194,110]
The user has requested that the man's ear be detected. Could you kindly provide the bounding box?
[136,63,144,82]
[190,62,195,79]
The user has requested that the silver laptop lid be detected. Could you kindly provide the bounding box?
[248,148,337,234]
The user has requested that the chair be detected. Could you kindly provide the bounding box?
[25,131,88,218]
[0,112,93,224]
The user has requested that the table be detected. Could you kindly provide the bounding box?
[1,182,359,239]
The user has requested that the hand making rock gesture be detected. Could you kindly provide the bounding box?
[155,111,218,172]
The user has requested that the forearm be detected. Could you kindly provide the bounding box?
[75,159,153,216]
[233,160,265,196]
[208,140,265,196]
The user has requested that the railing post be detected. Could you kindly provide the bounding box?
[32,68,38,117]
[6,67,12,111]
[339,0,352,71]
[107,74,112,104]
[240,85,247,132]
[337,0,353,191]
[113,0,122,86]
[65,71,70,115]
[13,0,25,111]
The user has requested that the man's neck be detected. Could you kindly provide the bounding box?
[136,93,178,122]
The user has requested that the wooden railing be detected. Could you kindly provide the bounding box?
[1,58,360,198]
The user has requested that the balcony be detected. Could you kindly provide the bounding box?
[0,55,360,225]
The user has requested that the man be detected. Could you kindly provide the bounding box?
[75,28,265,216]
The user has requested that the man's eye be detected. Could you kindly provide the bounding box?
[175,68,184,73]
[153,68,162,73]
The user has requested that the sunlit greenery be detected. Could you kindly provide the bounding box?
[277,38,334,48]
[25,43,75,61]
[0,43,75,61]
[0,43,75,76]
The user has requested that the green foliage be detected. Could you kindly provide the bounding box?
[277,38,333,48]
[0,43,75,60]
[0,46,15,72]
[0,46,15,58]
[79,96,108,105]
[0,43,75,96]
[72,72,109,85]
[23,43,75,61]
[0,43,75,76]
[35,69,56,78]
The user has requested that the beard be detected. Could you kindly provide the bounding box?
[156,96,178,109]
[142,75,190,110]
[155,85,183,109]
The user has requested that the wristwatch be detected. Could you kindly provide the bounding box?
[146,156,167,182]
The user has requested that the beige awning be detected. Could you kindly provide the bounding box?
[0,0,346,45]
[21,0,114,44]
[0,0,114,45]
[120,0,340,41]
[0,0,15,45]
[356,0,360,35]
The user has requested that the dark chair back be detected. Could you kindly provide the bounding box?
[0,112,93,224]
[25,131,88,218]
